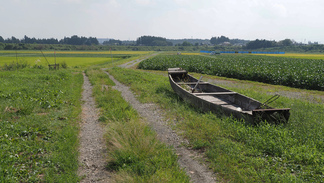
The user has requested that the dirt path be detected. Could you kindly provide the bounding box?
[103,70,216,183]
[117,52,159,68]
[78,73,110,182]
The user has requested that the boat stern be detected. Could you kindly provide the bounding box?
[252,108,291,124]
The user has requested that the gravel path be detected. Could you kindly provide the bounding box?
[117,53,159,68]
[78,73,110,183]
[104,70,216,183]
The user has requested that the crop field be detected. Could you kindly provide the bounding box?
[138,54,324,90]
[255,53,324,59]
[0,50,152,68]
[0,50,153,55]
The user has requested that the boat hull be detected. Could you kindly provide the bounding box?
[168,68,290,124]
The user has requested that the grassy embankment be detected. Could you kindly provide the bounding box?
[0,68,83,182]
[85,66,190,182]
[107,66,324,182]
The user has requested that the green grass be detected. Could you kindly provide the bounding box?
[0,56,115,68]
[0,51,159,182]
[0,68,83,182]
[108,67,324,182]
[0,50,145,68]
[85,67,190,182]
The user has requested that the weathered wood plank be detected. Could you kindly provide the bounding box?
[193,92,237,95]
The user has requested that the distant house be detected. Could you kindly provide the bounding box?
[220,42,231,46]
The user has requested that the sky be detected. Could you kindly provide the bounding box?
[1,0,324,43]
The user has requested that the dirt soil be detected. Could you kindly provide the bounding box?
[78,73,110,182]
[103,69,216,183]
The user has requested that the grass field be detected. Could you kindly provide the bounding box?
[108,66,324,182]
[85,66,190,182]
[0,50,153,68]
[0,51,158,182]
[0,50,153,55]
[0,68,83,182]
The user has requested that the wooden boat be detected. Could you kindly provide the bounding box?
[168,68,290,124]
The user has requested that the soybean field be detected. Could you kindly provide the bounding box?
[138,54,324,91]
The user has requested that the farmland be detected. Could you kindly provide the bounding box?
[256,53,324,60]
[0,50,152,68]
[1,51,324,182]
[138,54,324,90]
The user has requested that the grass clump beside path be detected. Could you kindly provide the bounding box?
[85,67,190,183]
[108,67,324,182]
[0,68,83,182]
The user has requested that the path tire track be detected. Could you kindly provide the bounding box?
[78,73,110,183]
[104,70,216,183]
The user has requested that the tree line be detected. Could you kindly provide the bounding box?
[209,35,295,49]
[245,39,293,49]
[136,36,173,46]
[0,34,322,53]
[0,35,99,45]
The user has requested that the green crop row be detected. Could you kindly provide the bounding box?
[138,54,324,90]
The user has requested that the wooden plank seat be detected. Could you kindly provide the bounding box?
[193,92,237,95]
[176,82,209,85]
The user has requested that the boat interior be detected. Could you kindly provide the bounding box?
[170,72,262,113]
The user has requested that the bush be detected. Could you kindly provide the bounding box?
[61,61,68,69]
[1,61,29,71]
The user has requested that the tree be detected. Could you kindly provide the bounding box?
[279,39,293,47]
[0,36,4,43]
[210,36,230,45]
[60,35,99,45]
[103,39,122,45]
[136,36,172,46]
[246,39,276,49]
[182,41,192,46]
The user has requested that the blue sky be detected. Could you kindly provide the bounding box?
[1,0,324,43]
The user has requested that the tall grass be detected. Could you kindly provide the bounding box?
[108,67,324,182]
[85,67,190,183]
